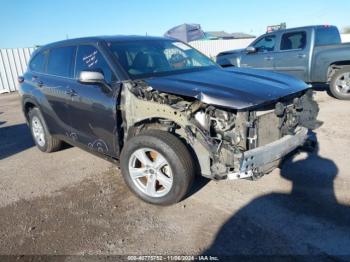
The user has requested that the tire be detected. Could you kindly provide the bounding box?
[28,107,62,153]
[120,130,195,205]
[329,68,350,100]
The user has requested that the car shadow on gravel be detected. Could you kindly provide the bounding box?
[185,175,211,200]
[204,134,350,258]
[312,84,335,98]
[0,112,6,126]
[0,123,34,160]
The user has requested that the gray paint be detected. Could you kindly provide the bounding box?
[145,67,309,110]
[216,26,350,84]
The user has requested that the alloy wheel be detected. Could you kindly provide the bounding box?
[128,148,173,198]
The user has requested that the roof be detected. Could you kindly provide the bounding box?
[205,31,255,39]
[265,25,337,34]
[37,35,170,50]
[230,32,256,39]
[206,31,235,38]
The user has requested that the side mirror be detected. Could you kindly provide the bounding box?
[246,46,256,54]
[79,71,105,84]
[78,71,112,93]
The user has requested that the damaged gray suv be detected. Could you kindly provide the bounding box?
[19,36,320,205]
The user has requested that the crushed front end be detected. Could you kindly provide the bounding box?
[121,81,320,181]
[194,89,321,180]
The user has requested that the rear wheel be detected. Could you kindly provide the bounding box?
[28,108,62,152]
[330,68,350,100]
[120,130,195,205]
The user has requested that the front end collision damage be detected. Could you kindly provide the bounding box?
[119,80,320,181]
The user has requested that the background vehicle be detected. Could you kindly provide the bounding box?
[216,25,350,100]
[19,36,319,205]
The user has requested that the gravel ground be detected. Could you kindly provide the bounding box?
[0,91,349,259]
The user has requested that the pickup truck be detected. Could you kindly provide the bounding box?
[216,25,350,100]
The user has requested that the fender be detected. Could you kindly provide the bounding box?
[22,96,42,122]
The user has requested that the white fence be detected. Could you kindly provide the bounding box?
[0,47,35,94]
[341,34,350,43]
[190,38,255,58]
[1,34,350,94]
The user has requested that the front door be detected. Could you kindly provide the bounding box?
[67,44,120,157]
[240,34,277,70]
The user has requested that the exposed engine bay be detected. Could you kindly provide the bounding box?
[120,80,320,180]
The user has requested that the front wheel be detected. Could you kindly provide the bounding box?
[329,68,350,100]
[120,130,195,205]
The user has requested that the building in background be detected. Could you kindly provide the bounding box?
[164,23,205,43]
[204,31,255,40]
[164,23,255,42]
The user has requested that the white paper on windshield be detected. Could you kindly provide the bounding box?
[173,42,191,51]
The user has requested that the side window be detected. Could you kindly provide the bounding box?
[253,35,276,52]
[29,50,48,73]
[47,46,76,77]
[315,27,341,46]
[75,45,115,83]
[280,31,307,50]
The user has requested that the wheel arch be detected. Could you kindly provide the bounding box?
[125,117,192,151]
[327,61,350,82]
[124,116,203,176]
[121,86,211,176]
[22,97,41,122]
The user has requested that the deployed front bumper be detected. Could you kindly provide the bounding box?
[227,127,308,179]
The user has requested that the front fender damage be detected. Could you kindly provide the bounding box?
[119,80,320,180]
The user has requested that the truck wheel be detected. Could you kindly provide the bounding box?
[28,108,62,153]
[330,68,350,100]
[120,130,195,205]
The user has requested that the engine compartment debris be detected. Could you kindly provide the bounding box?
[121,80,320,180]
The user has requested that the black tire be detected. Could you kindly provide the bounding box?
[28,107,62,153]
[120,130,195,205]
[329,68,350,100]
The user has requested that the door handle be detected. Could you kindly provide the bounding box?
[37,81,44,88]
[65,88,77,96]
[264,56,274,61]
[32,76,44,88]
[297,54,306,58]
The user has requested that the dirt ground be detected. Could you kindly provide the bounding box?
[0,90,349,259]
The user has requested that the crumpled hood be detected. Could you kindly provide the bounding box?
[144,67,309,110]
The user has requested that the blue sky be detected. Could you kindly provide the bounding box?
[1,0,349,48]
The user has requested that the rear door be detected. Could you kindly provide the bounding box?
[36,46,76,136]
[240,34,277,70]
[273,31,309,81]
[66,44,120,157]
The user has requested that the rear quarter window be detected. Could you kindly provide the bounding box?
[29,50,48,73]
[315,27,341,46]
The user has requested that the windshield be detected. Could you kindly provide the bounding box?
[109,39,217,79]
